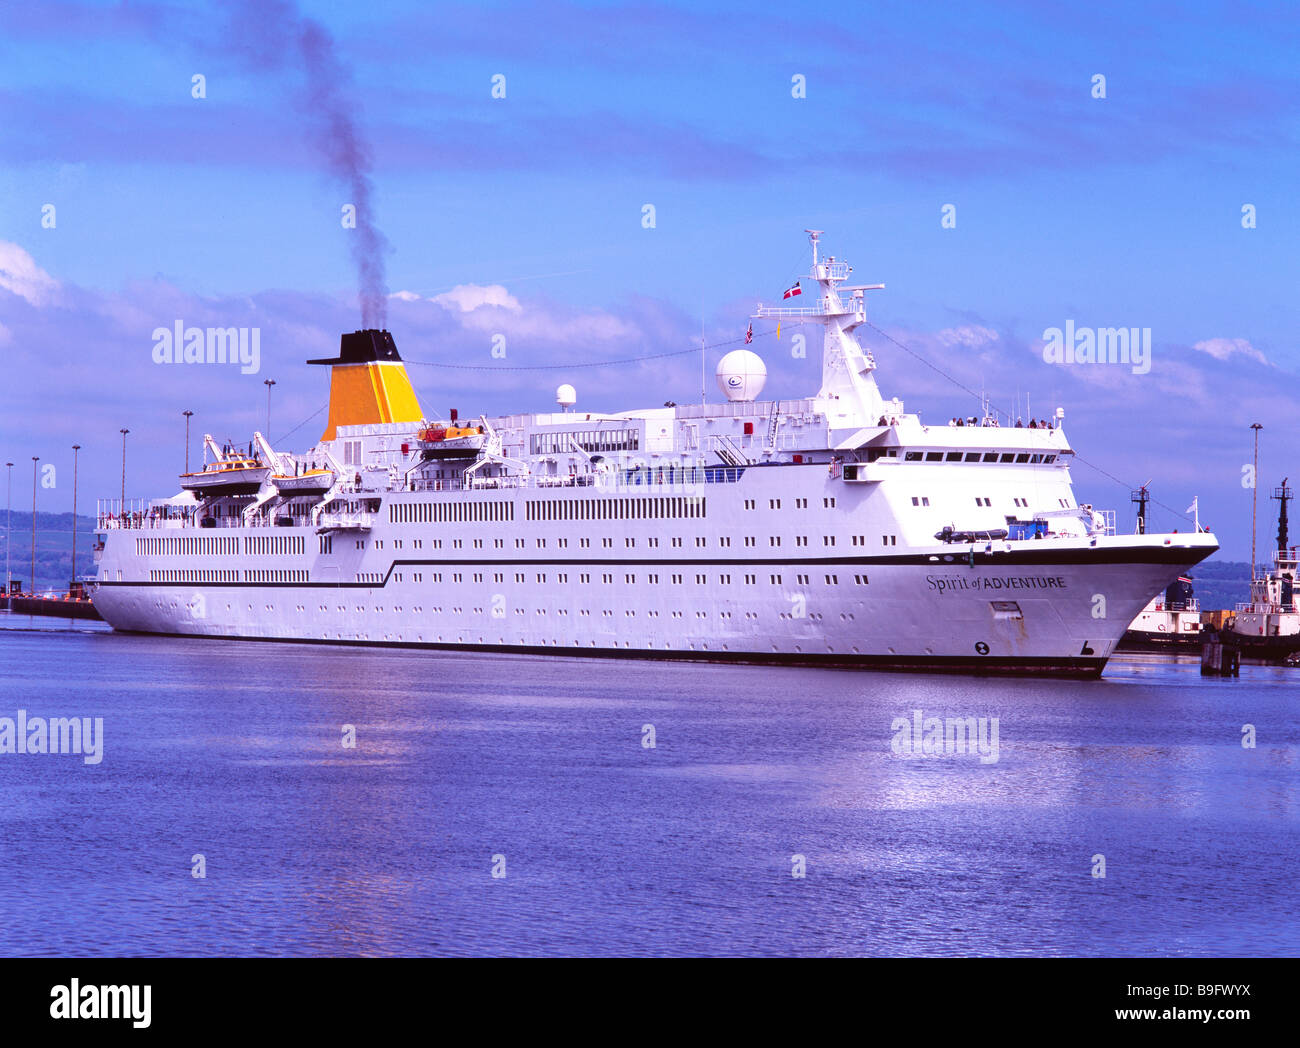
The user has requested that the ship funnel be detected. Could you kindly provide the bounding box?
[308,329,425,441]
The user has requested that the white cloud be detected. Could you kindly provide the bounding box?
[392,282,638,345]
[0,241,61,306]
[471,307,635,343]
[1192,337,1268,365]
[937,324,999,348]
[431,283,521,313]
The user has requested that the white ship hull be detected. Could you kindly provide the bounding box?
[92,482,1215,676]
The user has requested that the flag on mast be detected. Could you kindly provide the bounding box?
[783,281,801,299]
[745,323,752,344]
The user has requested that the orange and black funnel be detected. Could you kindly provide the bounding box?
[309,329,425,441]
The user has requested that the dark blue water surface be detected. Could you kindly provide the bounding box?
[0,615,1296,956]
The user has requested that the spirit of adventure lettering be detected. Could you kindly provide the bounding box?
[926,574,1067,594]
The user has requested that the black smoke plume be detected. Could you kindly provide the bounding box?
[229,1,389,327]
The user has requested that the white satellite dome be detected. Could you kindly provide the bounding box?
[556,383,577,409]
[715,349,767,402]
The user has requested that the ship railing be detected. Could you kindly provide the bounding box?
[95,509,317,532]
[411,469,738,494]
[704,433,811,457]
[754,302,862,319]
[317,512,375,530]
[96,498,155,530]
[820,261,852,280]
[413,476,511,493]
[1234,601,1283,613]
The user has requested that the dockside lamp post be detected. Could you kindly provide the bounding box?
[5,461,12,592]
[264,380,276,438]
[120,428,129,511]
[31,456,38,596]
[72,444,81,583]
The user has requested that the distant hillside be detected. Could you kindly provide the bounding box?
[1184,559,1254,612]
[0,511,98,594]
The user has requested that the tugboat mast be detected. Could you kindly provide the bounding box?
[1131,483,1150,535]
[1250,423,1263,580]
[1273,478,1292,553]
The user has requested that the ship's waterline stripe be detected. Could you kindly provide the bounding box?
[95,541,1215,589]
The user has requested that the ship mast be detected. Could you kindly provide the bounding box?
[1130,483,1150,535]
[753,230,888,431]
[1250,423,1263,581]
[1273,478,1292,553]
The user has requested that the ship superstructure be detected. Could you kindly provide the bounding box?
[92,232,1218,675]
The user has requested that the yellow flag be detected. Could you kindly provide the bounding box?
[777,321,781,341]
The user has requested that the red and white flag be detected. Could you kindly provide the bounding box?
[783,281,802,299]
[744,323,753,344]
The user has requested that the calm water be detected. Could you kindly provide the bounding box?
[0,614,1296,957]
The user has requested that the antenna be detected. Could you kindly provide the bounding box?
[700,313,706,406]
[805,229,823,266]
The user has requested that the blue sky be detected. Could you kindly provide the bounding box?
[1,0,1297,559]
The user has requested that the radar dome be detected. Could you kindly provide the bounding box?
[715,350,767,402]
[556,383,577,409]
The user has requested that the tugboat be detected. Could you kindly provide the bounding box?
[1118,576,1202,652]
[1117,485,1206,653]
[1223,480,1300,662]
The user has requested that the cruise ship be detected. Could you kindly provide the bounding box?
[91,231,1218,675]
